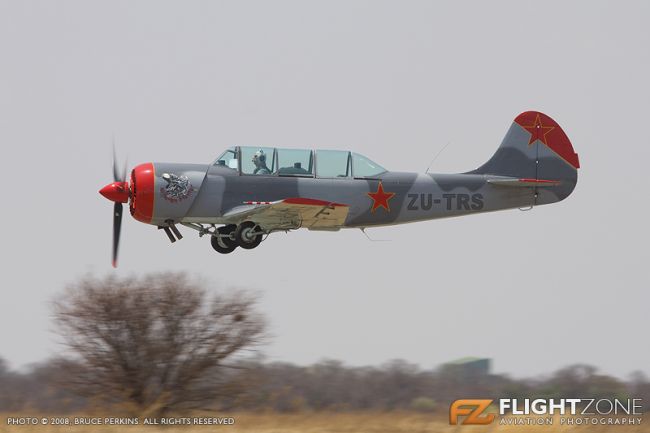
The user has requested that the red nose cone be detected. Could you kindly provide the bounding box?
[99,182,129,203]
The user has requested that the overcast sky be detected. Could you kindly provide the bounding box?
[1,0,648,378]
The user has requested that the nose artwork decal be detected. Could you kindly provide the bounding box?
[160,173,195,203]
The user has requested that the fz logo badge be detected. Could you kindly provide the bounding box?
[449,399,495,425]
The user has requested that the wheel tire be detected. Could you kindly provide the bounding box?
[210,236,237,254]
[211,234,237,254]
[210,224,238,254]
[217,224,238,248]
[235,221,263,249]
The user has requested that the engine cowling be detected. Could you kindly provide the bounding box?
[130,162,155,224]
[128,162,208,225]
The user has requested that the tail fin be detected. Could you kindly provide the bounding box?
[470,111,579,204]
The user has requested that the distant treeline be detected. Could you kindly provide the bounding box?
[3,274,648,415]
[1,357,649,413]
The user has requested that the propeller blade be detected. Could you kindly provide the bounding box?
[112,140,121,182]
[121,157,128,184]
[112,202,123,268]
[112,137,128,183]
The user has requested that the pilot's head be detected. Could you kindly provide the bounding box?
[252,149,267,167]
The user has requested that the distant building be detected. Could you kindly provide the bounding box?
[441,357,491,381]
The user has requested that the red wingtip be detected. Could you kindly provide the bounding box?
[514,111,580,169]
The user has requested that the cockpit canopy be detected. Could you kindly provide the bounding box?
[213,146,387,178]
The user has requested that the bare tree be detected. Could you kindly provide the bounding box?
[53,272,265,415]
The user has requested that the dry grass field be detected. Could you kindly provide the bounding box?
[2,412,648,433]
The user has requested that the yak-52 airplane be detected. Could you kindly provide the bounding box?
[100,110,579,266]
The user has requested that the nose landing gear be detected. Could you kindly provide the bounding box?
[210,224,238,254]
[180,221,266,254]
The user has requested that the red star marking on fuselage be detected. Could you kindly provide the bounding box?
[521,113,555,146]
[367,182,396,212]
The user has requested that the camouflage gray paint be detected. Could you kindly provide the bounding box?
[115,111,579,248]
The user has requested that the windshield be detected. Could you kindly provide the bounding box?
[213,147,238,170]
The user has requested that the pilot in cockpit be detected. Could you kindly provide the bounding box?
[252,149,271,175]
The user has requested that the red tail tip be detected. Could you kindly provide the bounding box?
[514,111,580,169]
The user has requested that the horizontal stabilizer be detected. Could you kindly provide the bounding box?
[487,177,561,187]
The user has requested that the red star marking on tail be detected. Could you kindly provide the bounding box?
[521,113,555,146]
[367,182,396,212]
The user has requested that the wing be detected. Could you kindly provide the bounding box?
[222,198,349,231]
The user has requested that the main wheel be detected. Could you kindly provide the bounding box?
[211,225,238,254]
[218,225,237,248]
[235,221,263,249]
